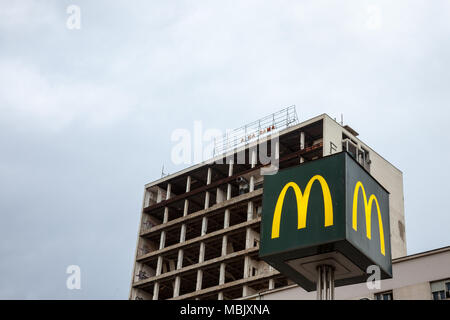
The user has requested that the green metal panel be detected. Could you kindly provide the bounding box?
[345,155,392,276]
[260,153,347,257]
[259,152,392,291]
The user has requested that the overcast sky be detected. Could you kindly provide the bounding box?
[1,0,449,299]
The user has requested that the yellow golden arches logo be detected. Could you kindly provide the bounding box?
[352,181,386,256]
[271,175,333,239]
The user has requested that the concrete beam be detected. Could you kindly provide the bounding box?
[133,247,259,289]
[140,189,263,237]
[168,271,281,300]
[137,218,261,263]
[142,144,323,213]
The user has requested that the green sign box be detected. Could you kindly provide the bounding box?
[259,152,392,291]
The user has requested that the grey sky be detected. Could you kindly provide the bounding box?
[0,0,449,299]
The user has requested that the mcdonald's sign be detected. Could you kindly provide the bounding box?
[259,152,392,291]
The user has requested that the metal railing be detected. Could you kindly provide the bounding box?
[213,105,299,156]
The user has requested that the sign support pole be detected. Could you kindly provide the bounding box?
[316,265,335,300]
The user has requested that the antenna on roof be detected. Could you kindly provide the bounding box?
[340,114,344,126]
[161,165,168,178]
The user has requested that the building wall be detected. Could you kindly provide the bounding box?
[394,283,431,300]
[322,114,407,258]
[247,247,450,300]
[368,150,407,258]
[322,115,343,157]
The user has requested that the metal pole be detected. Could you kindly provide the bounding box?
[326,266,331,300]
[330,266,335,300]
[322,265,327,300]
[325,265,328,300]
[316,266,322,300]
[316,265,335,300]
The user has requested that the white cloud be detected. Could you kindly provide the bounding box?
[0,1,59,31]
[1,0,450,299]
[0,60,134,131]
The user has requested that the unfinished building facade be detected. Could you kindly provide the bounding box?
[129,113,407,300]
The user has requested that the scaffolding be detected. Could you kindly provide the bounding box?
[213,105,299,157]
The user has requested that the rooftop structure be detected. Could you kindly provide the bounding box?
[129,112,407,300]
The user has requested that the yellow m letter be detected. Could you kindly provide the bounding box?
[271,175,333,239]
[352,181,386,256]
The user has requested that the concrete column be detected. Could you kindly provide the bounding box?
[166,183,172,199]
[156,188,163,203]
[242,285,249,297]
[163,183,171,223]
[204,168,212,209]
[243,150,257,296]
[154,183,172,300]
[227,160,234,200]
[182,194,190,219]
[174,177,191,298]
[300,131,305,163]
[173,277,181,297]
[216,187,225,203]
[219,208,229,291]
[196,214,208,290]
[196,269,203,291]
[224,208,230,227]
[221,209,230,256]
[196,227,206,290]
[153,282,159,300]
[198,243,206,264]
[176,247,184,269]
[220,159,234,277]
[201,217,208,237]
[246,199,254,222]
[219,263,226,285]
[218,160,234,297]
[204,194,210,209]
[180,178,191,237]
[196,169,211,291]
[175,222,186,296]
[218,256,227,299]
[249,177,255,193]
[159,232,166,250]
[219,207,230,295]
[250,148,257,168]
[158,184,172,272]
[300,131,305,149]
[156,256,163,276]
[144,189,151,207]
[226,184,232,200]
[275,139,280,165]
[269,279,275,290]
[186,176,191,193]
[180,223,187,242]
[244,202,255,283]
